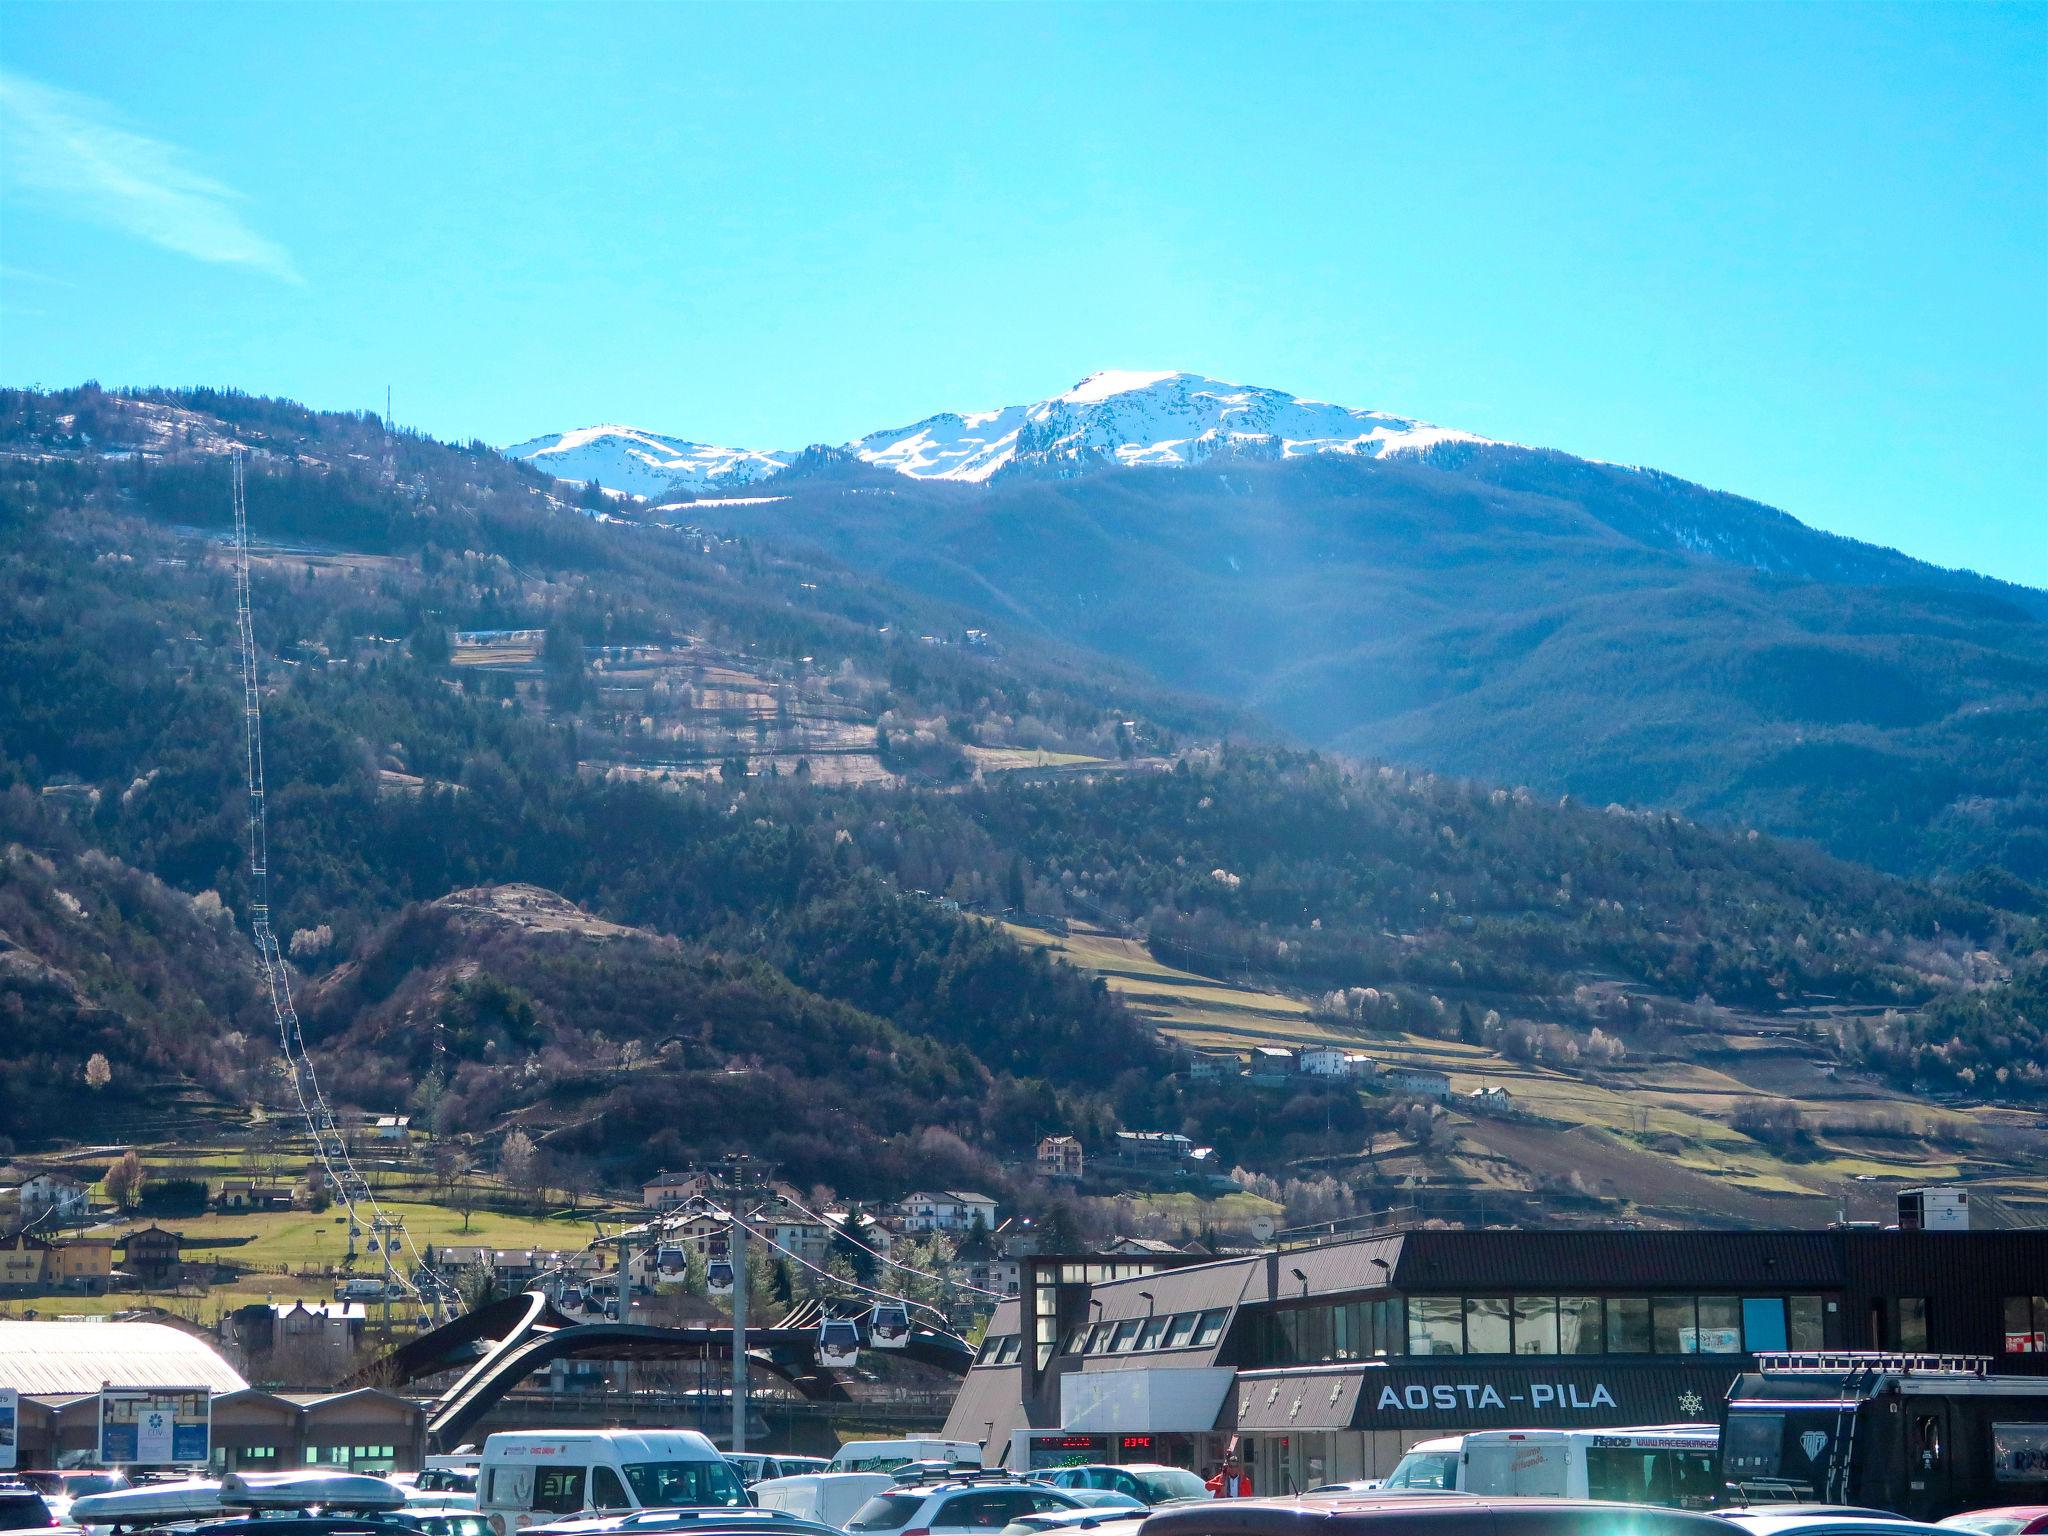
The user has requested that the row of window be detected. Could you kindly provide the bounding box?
[1407,1294,1824,1358]
[1245,1298,1406,1367]
[1065,1308,1232,1357]
[2004,1295,2048,1354]
[974,1333,1023,1365]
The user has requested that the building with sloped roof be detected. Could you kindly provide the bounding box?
[942,1224,2048,1493]
[0,1318,249,1395]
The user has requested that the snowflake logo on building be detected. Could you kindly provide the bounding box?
[1677,1391,1704,1417]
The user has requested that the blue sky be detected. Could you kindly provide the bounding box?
[3,2,2042,585]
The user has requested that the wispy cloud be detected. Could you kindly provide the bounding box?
[0,69,302,284]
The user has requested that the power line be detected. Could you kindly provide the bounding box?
[229,448,453,1318]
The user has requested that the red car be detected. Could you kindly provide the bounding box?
[1938,1511,2048,1535]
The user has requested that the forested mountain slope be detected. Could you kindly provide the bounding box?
[0,386,2039,1219]
[675,447,2048,881]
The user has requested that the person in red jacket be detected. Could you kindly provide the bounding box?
[1206,1454,1254,1498]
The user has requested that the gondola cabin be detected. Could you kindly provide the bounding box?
[818,1318,861,1368]
[1721,1352,2048,1520]
[870,1304,911,1349]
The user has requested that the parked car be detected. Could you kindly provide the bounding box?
[1140,1493,1737,1534]
[1027,1466,1211,1506]
[386,1514,491,1536]
[523,1512,837,1536]
[1716,1517,1952,1534]
[723,1461,825,1490]
[845,1477,1082,1536]
[1940,1513,2048,1534]
[0,1481,59,1532]
[997,1513,1147,1536]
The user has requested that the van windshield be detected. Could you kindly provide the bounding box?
[622,1460,748,1507]
[1382,1452,1458,1491]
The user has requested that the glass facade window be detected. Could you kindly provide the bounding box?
[1653,1296,1697,1354]
[1560,1296,1603,1355]
[1900,1297,1930,1352]
[1137,1315,1168,1349]
[1513,1296,1560,1355]
[1606,1296,1652,1354]
[1742,1298,1788,1353]
[1164,1312,1198,1348]
[1110,1318,1143,1351]
[1789,1295,1825,1351]
[1695,1295,1743,1354]
[2005,1295,2047,1354]
[1409,1295,1464,1356]
[1192,1309,1229,1346]
[1465,1297,1512,1354]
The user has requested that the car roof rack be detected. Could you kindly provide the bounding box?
[1754,1351,1991,1376]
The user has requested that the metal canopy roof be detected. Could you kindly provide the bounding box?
[0,1319,248,1395]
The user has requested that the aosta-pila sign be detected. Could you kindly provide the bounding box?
[1351,1363,1742,1429]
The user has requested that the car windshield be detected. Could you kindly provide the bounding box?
[1133,1471,1207,1504]
[66,1474,128,1496]
[622,1461,748,1508]
[1383,1452,1458,1491]
[847,1495,927,1531]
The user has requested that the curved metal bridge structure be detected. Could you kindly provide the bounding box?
[346,1292,975,1451]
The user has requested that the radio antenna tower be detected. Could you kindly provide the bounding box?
[230,447,453,1318]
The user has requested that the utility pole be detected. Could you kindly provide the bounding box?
[720,1154,769,1454]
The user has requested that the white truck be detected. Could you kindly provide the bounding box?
[1380,1426,1720,1510]
[826,1439,985,1473]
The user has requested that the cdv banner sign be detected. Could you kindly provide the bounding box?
[98,1387,211,1466]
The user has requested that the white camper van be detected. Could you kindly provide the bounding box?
[1382,1426,1719,1510]
[825,1440,983,1474]
[479,1429,748,1533]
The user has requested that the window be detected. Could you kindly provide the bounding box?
[1191,1308,1228,1346]
[1465,1296,1511,1354]
[1408,1296,1463,1356]
[994,1334,1021,1365]
[1162,1311,1198,1348]
[532,1469,586,1515]
[1742,1297,1788,1353]
[591,1467,630,1512]
[1789,1295,1825,1350]
[1606,1296,1651,1354]
[1653,1296,1697,1354]
[849,1495,926,1531]
[1110,1318,1142,1351]
[1086,1323,1115,1354]
[1513,1295,1559,1355]
[621,1461,746,1508]
[1897,1296,1930,1351]
[1137,1314,1168,1350]
[2004,1296,2046,1354]
[1560,1296,1603,1355]
[1695,1295,1743,1353]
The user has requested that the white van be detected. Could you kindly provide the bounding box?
[825,1440,983,1474]
[480,1429,749,1533]
[752,1472,895,1527]
[1380,1435,1465,1492]
[1450,1426,1721,1510]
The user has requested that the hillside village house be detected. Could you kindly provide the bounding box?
[1249,1047,1299,1085]
[120,1225,184,1288]
[1185,1050,1242,1083]
[1036,1136,1084,1181]
[217,1179,292,1211]
[900,1191,998,1234]
[372,1116,411,1141]
[641,1170,712,1211]
[1384,1065,1452,1100]
[1300,1047,1378,1079]
[1114,1131,1195,1166]
[0,1233,50,1289]
[19,1171,89,1223]
[46,1236,114,1293]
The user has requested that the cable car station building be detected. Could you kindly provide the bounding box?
[942,1225,2048,1493]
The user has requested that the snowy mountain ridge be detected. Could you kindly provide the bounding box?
[506,370,1499,496]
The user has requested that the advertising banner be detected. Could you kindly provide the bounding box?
[98,1387,211,1466]
[0,1386,17,1471]
[1232,1361,1745,1433]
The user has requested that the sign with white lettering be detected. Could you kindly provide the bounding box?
[1240,1362,1745,1431]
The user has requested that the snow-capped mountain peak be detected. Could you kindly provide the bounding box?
[501,423,791,498]
[505,372,1498,496]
